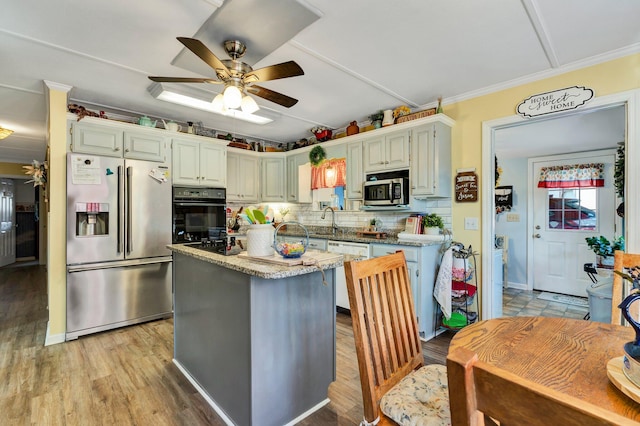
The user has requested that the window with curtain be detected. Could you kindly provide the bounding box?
[311,158,346,189]
[537,163,604,188]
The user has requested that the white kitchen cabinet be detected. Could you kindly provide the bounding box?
[346,141,364,199]
[370,243,441,340]
[70,120,168,162]
[286,151,309,203]
[410,122,452,198]
[227,151,259,202]
[124,131,168,162]
[363,130,410,173]
[71,122,123,157]
[172,138,226,187]
[261,156,286,202]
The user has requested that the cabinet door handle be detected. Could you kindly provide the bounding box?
[114,147,121,151]
[385,161,389,164]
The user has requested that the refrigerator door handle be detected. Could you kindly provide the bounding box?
[117,165,124,253]
[67,257,173,273]
[126,166,133,254]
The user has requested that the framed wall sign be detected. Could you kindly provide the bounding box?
[495,185,513,214]
[517,86,594,118]
[455,170,478,202]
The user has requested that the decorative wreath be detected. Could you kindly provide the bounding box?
[309,145,326,166]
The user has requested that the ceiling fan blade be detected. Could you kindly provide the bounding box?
[242,61,304,84]
[246,85,298,108]
[148,77,222,84]
[177,37,231,80]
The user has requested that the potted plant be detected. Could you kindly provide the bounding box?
[422,213,444,235]
[585,235,625,267]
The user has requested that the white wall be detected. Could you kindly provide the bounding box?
[494,157,528,287]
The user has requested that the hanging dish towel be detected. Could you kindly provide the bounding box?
[434,247,453,319]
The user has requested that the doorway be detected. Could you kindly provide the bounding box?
[530,151,616,297]
[481,90,640,319]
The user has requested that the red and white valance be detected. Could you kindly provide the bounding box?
[311,158,346,189]
[537,163,604,189]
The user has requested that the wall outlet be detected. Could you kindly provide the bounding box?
[464,217,479,230]
[506,213,520,222]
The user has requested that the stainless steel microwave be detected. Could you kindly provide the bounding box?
[363,178,409,206]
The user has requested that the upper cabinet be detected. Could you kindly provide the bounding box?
[410,121,452,198]
[363,130,410,173]
[286,151,311,203]
[346,141,364,199]
[172,138,226,187]
[227,151,259,202]
[70,120,167,162]
[261,155,286,202]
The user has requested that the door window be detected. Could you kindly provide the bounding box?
[547,188,597,230]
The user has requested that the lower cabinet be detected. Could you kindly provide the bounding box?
[371,243,442,340]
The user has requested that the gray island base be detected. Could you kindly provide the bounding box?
[169,245,341,426]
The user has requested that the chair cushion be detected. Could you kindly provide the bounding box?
[380,364,451,426]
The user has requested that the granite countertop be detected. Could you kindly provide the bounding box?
[274,227,446,247]
[168,244,347,279]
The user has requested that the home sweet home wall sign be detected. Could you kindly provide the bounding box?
[517,86,594,118]
[455,170,478,203]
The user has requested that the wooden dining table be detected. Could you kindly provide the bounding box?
[448,316,640,421]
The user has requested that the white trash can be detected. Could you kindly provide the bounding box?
[586,280,613,323]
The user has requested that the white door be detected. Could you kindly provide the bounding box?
[0,179,16,267]
[531,151,616,297]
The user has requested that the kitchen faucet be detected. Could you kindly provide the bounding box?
[321,206,339,236]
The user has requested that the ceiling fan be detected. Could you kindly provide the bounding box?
[149,37,304,112]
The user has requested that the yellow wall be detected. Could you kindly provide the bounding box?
[0,162,28,176]
[46,83,69,339]
[445,53,640,306]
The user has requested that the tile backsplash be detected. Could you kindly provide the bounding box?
[227,199,452,234]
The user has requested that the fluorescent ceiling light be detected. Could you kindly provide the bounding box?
[148,83,272,125]
[0,126,14,140]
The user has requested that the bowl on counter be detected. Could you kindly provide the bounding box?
[273,222,309,258]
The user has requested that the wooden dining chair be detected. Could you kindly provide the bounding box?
[446,346,635,426]
[611,250,640,326]
[344,251,450,426]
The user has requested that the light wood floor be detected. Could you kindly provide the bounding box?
[0,264,452,425]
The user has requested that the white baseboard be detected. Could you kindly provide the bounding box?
[44,321,65,346]
[506,281,528,290]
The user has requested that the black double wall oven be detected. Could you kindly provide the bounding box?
[172,186,227,246]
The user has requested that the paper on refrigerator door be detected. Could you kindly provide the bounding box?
[71,155,101,185]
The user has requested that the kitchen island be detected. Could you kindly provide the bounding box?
[168,244,343,426]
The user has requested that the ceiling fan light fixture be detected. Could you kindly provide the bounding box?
[223,85,242,109]
[211,93,225,112]
[0,126,13,140]
[241,95,259,114]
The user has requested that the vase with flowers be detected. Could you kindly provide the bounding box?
[23,160,48,189]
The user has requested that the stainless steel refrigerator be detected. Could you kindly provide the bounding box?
[66,153,172,340]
